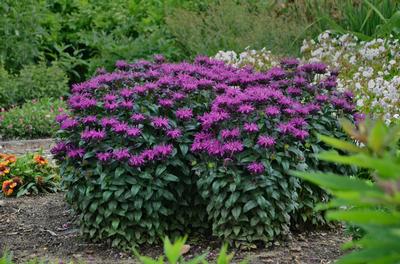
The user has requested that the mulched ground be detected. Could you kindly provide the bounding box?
[0,193,350,264]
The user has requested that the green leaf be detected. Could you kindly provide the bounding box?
[179,144,188,155]
[319,134,363,153]
[131,185,141,196]
[243,200,257,213]
[156,165,167,177]
[327,210,400,225]
[164,236,187,264]
[112,218,120,230]
[115,167,125,178]
[291,171,382,193]
[164,173,179,182]
[318,152,400,179]
[232,206,241,220]
[367,120,386,153]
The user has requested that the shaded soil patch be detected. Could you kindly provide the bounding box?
[0,193,350,263]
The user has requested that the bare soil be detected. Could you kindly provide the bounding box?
[0,193,350,264]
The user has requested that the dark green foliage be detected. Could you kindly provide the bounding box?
[285,0,400,40]
[0,98,67,140]
[0,63,68,109]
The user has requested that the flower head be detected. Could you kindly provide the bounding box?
[247,162,265,175]
[243,123,259,133]
[34,155,48,166]
[257,135,276,148]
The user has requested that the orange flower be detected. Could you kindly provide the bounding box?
[34,155,48,166]
[2,180,14,196]
[4,155,16,164]
[2,177,22,196]
[0,164,10,176]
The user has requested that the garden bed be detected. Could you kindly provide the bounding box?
[0,193,349,264]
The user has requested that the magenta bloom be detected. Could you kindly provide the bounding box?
[176,108,193,120]
[151,117,169,129]
[81,115,97,124]
[120,88,134,98]
[223,141,244,155]
[104,102,118,111]
[292,129,309,140]
[287,87,302,96]
[172,92,186,101]
[61,118,79,130]
[112,122,129,134]
[153,144,174,157]
[247,162,265,175]
[166,129,182,139]
[243,123,259,133]
[51,141,68,155]
[129,154,145,167]
[316,94,329,102]
[96,152,112,162]
[126,127,141,137]
[130,113,146,123]
[119,100,133,109]
[238,104,255,114]
[265,106,280,117]
[220,128,240,139]
[55,113,68,124]
[113,149,130,161]
[142,149,157,161]
[67,148,85,159]
[81,129,106,141]
[101,117,119,127]
[158,99,174,108]
[257,135,276,148]
[103,93,117,101]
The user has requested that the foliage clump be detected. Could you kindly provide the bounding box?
[54,56,357,247]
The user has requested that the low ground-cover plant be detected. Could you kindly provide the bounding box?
[134,236,247,264]
[54,56,357,247]
[292,118,400,263]
[302,31,400,124]
[0,98,67,140]
[0,152,59,197]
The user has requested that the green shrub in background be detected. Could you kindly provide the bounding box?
[0,63,68,109]
[166,0,309,57]
[292,118,400,263]
[283,0,400,41]
[0,0,46,72]
[0,98,66,140]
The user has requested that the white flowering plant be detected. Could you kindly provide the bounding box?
[214,47,280,72]
[301,31,400,124]
[215,31,400,124]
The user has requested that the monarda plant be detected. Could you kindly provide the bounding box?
[192,59,358,242]
[54,55,358,248]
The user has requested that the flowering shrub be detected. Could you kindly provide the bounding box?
[192,59,357,242]
[54,55,357,247]
[301,31,400,124]
[0,153,59,197]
